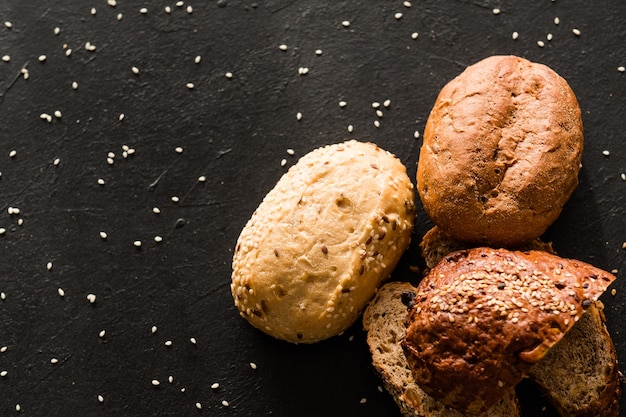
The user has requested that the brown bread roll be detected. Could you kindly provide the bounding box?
[416,55,583,246]
[231,140,415,343]
[402,247,616,415]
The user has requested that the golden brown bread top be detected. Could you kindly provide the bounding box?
[417,55,583,246]
[402,247,615,415]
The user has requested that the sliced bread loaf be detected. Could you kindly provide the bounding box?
[528,301,621,417]
[362,281,521,417]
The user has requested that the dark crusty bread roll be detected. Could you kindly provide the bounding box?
[417,55,584,246]
[231,140,415,343]
[419,225,555,270]
[529,300,621,417]
[402,248,616,415]
[363,281,522,417]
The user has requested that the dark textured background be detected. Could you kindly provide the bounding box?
[0,1,624,416]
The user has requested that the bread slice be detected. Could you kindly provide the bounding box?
[528,300,621,417]
[362,281,521,417]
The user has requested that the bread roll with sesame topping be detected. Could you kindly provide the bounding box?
[402,247,616,415]
[231,140,415,343]
[417,55,584,246]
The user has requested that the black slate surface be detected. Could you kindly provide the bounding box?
[0,1,625,416]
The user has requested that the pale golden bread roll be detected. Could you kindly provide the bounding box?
[417,55,583,246]
[402,248,616,414]
[231,140,415,343]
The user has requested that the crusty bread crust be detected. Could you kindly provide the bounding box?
[231,140,415,343]
[363,282,521,417]
[529,301,621,417]
[417,55,583,246]
[419,226,555,270]
[402,248,616,414]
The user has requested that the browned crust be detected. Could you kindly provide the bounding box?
[417,55,583,246]
[402,247,616,415]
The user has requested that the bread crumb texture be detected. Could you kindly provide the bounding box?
[232,140,415,343]
[402,247,615,414]
[417,55,583,246]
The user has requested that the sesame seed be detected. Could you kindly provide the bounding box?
[611,288,617,296]
[133,240,142,248]
[175,146,183,153]
[547,33,553,41]
[152,207,161,214]
[383,99,391,108]
[47,262,53,271]
[58,288,65,297]
[99,330,106,338]
[54,27,61,35]
[154,236,163,243]
[72,81,78,90]
[404,1,412,7]
[554,17,560,25]
[298,67,309,75]
[278,44,288,51]
[118,113,125,121]
[221,400,229,407]
[512,31,519,40]
[165,340,172,346]
[140,7,148,14]
[186,82,194,89]
[537,40,545,47]
[249,362,257,369]
[117,13,123,20]
[225,72,233,78]
[107,157,114,165]
[38,55,47,62]
[374,120,380,128]
[620,173,626,181]
[376,109,383,118]
[339,100,347,107]
[190,337,197,344]
[97,178,105,185]
[286,148,295,155]
[171,196,179,203]
[40,113,52,122]
[0,371,7,377]
[198,175,206,182]
[2,55,10,62]
[195,402,202,410]
[15,404,20,412]
[572,28,581,36]
[296,112,302,120]
[0,228,5,236]
[602,150,610,156]
[165,6,171,13]
[394,12,403,20]
[347,125,354,133]
[280,159,287,167]
[1,292,5,300]
[5,21,12,28]
[492,8,501,14]
[85,42,96,51]
[152,379,160,386]
[168,376,173,383]
[413,130,420,139]
[87,293,96,303]
[50,358,59,364]
[341,20,350,27]
[618,66,625,72]
[91,7,97,15]
[372,101,380,108]
[360,398,367,404]
[0,346,5,353]
[315,49,323,55]
[9,150,16,158]
[97,395,104,403]
[194,55,201,64]
[211,383,219,389]
[176,1,184,7]
[151,325,157,334]
[131,66,139,74]
[107,0,117,6]
[186,5,193,13]
[54,110,62,118]
[53,158,61,166]
[411,32,419,39]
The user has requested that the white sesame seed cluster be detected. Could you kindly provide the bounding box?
[231,140,415,343]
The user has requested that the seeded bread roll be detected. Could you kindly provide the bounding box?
[417,55,583,246]
[402,248,616,415]
[363,281,522,417]
[231,140,415,343]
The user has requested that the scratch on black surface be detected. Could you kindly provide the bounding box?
[148,155,182,191]
[0,62,29,100]
[216,148,232,159]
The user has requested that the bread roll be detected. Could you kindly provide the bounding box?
[402,247,616,414]
[231,140,415,343]
[417,55,583,246]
